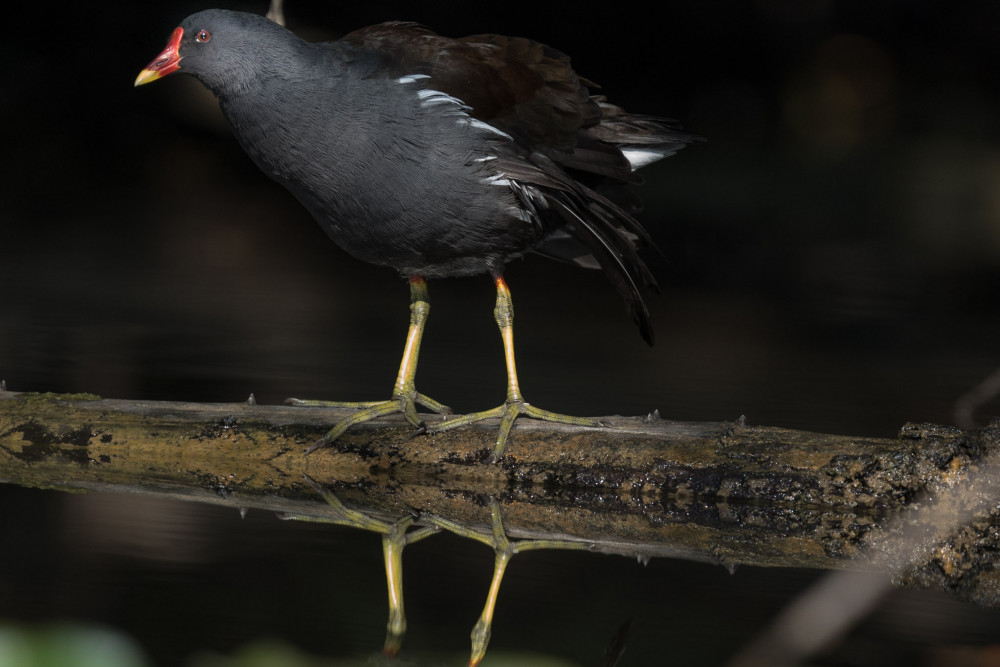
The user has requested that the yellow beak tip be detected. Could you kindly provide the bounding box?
[134,69,161,87]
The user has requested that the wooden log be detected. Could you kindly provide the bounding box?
[1,390,998,604]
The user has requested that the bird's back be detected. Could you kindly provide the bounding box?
[166,11,702,343]
[337,24,701,343]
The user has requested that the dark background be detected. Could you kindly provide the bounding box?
[2,1,1000,665]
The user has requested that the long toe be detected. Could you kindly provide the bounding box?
[300,392,449,453]
[284,397,386,408]
[430,399,602,462]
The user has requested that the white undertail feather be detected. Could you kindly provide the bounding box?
[622,147,670,170]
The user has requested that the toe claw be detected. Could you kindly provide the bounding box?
[304,436,330,455]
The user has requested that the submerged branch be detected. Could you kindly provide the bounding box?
[1,390,999,604]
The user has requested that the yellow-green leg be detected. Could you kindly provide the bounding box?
[380,515,438,656]
[281,476,439,657]
[423,499,594,667]
[286,275,451,453]
[431,275,602,462]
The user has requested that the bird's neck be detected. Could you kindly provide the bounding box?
[214,49,362,191]
[201,35,328,98]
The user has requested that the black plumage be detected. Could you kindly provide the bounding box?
[136,9,701,458]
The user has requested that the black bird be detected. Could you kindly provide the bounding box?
[136,9,700,461]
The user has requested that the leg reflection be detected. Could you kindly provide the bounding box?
[423,498,596,667]
[279,476,438,656]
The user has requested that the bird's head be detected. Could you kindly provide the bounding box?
[135,10,298,94]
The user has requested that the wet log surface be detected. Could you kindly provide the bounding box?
[1,390,999,605]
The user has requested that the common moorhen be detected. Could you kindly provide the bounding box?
[136,9,701,461]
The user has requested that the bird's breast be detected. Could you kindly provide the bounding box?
[219,77,534,276]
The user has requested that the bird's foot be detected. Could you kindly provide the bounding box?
[285,392,452,453]
[280,476,440,657]
[421,499,594,666]
[430,398,603,463]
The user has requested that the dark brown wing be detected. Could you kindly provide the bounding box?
[340,23,635,179]
[340,23,703,345]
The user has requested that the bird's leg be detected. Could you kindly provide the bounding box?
[380,513,439,656]
[278,476,439,657]
[431,275,602,462]
[286,275,451,453]
[422,499,594,667]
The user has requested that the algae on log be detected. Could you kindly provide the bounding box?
[1,390,999,604]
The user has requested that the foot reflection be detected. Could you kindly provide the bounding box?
[280,477,595,666]
[277,475,439,657]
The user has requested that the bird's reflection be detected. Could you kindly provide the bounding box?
[279,476,596,666]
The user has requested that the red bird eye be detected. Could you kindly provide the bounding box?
[196,30,211,43]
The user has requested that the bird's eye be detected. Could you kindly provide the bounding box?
[196,30,211,43]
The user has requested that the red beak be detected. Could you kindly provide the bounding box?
[134,27,184,86]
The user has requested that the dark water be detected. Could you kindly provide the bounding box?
[3,0,1000,664]
[0,485,786,666]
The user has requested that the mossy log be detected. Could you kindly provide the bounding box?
[1,390,999,605]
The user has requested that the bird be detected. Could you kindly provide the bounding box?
[135,9,701,462]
